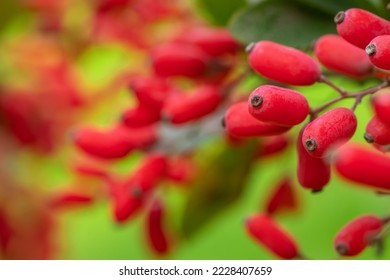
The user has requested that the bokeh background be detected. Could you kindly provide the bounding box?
[0,0,389,260]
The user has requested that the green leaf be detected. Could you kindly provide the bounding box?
[229,1,336,49]
[289,0,357,16]
[180,140,258,238]
[195,0,246,26]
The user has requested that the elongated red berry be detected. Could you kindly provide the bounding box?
[151,43,209,78]
[73,124,157,159]
[265,177,298,215]
[373,89,390,126]
[248,85,309,126]
[256,135,290,158]
[129,76,172,109]
[364,115,390,145]
[335,8,390,49]
[146,197,170,255]
[174,26,239,56]
[48,191,94,209]
[334,214,383,256]
[162,85,222,124]
[366,35,390,70]
[128,153,167,193]
[314,34,372,78]
[297,125,330,191]
[247,41,321,86]
[73,126,134,159]
[73,163,109,178]
[224,102,291,138]
[111,180,145,223]
[245,213,299,259]
[302,108,357,158]
[334,143,390,191]
[122,104,161,128]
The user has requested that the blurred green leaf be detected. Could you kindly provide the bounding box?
[195,0,246,26]
[180,140,258,238]
[290,0,357,16]
[0,1,23,31]
[229,0,336,48]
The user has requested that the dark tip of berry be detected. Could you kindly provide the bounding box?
[334,11,345,24]
[335,242,349,255]
[250,94,263,108]
[221,117,226,128]
[245,42,256,53]
[305,138,317,152]
[311,189,323,194]
[364,133,374,143]
[131,186,143,197]
[366,44,376,56]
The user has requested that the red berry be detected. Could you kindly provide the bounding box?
[334,8,390,49]
[372,88,390,126]
[247,41,321,86]
[334,214,383,256]
[314,34,372,78]
[297,125,331,191]
[112,184,144,223]
[122,104,161,128]
[48,191,94,209]
[151,43,209,78]
[224,102,291,138]
[265,177,298,216]
[146,197,170,255]
[245,213,299,259]
[129,76,172,109]
[174,26,239,56]
[366,35,390,70]
[73,164,109,178]
[302,108,357,158]
[73,124,157,159]
[162,85,222,124]
[256,135,290,158]
[73,126,134,159]
[128,153,167,193]
[248,85,309,126]
[334,143,390,192]
[364,115,390,145]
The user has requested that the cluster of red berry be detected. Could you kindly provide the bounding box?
[238,8,390,259]
[1,1,390,260]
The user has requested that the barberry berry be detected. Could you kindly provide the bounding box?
[302,108,357,158]
[314,34,372,78]
[248,85,309,126]
[247,41,321,85]
[334,143,390,192]
[297,125,331,191]
[364,115,390,145]
[162,85,222,124]
[366,35,390,70]
[334,214,383,256]
[224,102,291,138]
[334,8,390,49]
[245,213,299,259]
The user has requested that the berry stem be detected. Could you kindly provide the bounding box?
[310,79,390,118]
[318,74,348,96]
[222,67,252,96]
